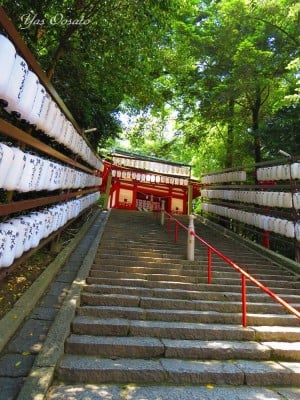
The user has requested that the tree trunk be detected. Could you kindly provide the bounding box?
[225,97,235,168]
[46,43,65,81]
[252,87,262,163]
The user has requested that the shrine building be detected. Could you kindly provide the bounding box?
[100,150,200,215]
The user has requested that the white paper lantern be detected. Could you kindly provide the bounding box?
[28,83,46,127]
[295,222,300,241]
[2,54,28,113]
[293,192,300,210]
[0,223,19,267]
[35,92,51,132]
[42,99,58,136]
[291,163,300,180]
[17,153,39,192]
[8,218,27,258]
[0,143,14,188]
[2,147,26,191]
[285,221,295,238]
[6,70,39,122]
[0,35,16,105]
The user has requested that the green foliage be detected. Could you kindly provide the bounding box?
[1,0,299,173]
[2,0,182,150]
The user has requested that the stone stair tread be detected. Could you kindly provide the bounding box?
[46,383,300,400]
[85,276,300,295]
[76,305,300,327]
[261,341,300,360]
[57,355,300,385]
[66,334,272,360]
[80,292,298,314]
[92,264,298,283]
[66,335,165,358]
[83,283,300,304]
[91,271,198,283]
[72,316,255,340]
[90,266,297,283]
[253,326,300,341]
[58,355,166,383]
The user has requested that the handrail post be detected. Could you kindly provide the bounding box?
[242,274,247,327]
[207,247,212,284]
[187,214,196,261]
[160,200,165,226]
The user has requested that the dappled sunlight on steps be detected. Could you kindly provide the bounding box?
[47,209,300,399]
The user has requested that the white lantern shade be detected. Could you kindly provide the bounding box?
[28,83,46,126]
[35,92,51,132]
[3,147,26,190]
[0,35,16,102]
[0,143,14,188]
[3,55,28,114]
[291,163,300,180]
[17,153,39,192]
[0,223,19,267]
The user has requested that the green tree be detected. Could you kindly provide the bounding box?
[2,0,184,149]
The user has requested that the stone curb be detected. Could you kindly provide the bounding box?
[196,215,300,276]
[0,207,103,354]
[16,209,110,400]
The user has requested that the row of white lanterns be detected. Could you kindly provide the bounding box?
[112,156,190,177]
[0,34,103,171]
[257,163,300,181]
[202,203,297,239]
[112,168,189,186]
[0,191,100,268]
[201,189,299,209]
[201,171,247,184]
[0,143,101,192]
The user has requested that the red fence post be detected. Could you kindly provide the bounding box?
[242,274,247,327]
[207,247,212,284]
[262,230,270,249]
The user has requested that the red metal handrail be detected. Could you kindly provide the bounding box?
[162,210,300,327]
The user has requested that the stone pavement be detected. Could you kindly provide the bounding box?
[0,208,108,400]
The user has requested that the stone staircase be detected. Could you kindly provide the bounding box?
[53,209,300,397]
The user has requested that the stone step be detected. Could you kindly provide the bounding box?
[45,383,300,400]
[76,305,300,326]
[94,258,185,269]
[90,265,298,285]
[254,326,300,341]
[92,259,295,277]
[90,268,300,289]
[80,292,299,315]
[98,241,183,250]
[65,335,273,360]
[90,270,199,283]
[57,354,300,386]
[72,316,255,340]
[66,334,300,361]
[85,276,300,296]
[83,283,300,304]
[97,250,186,260]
